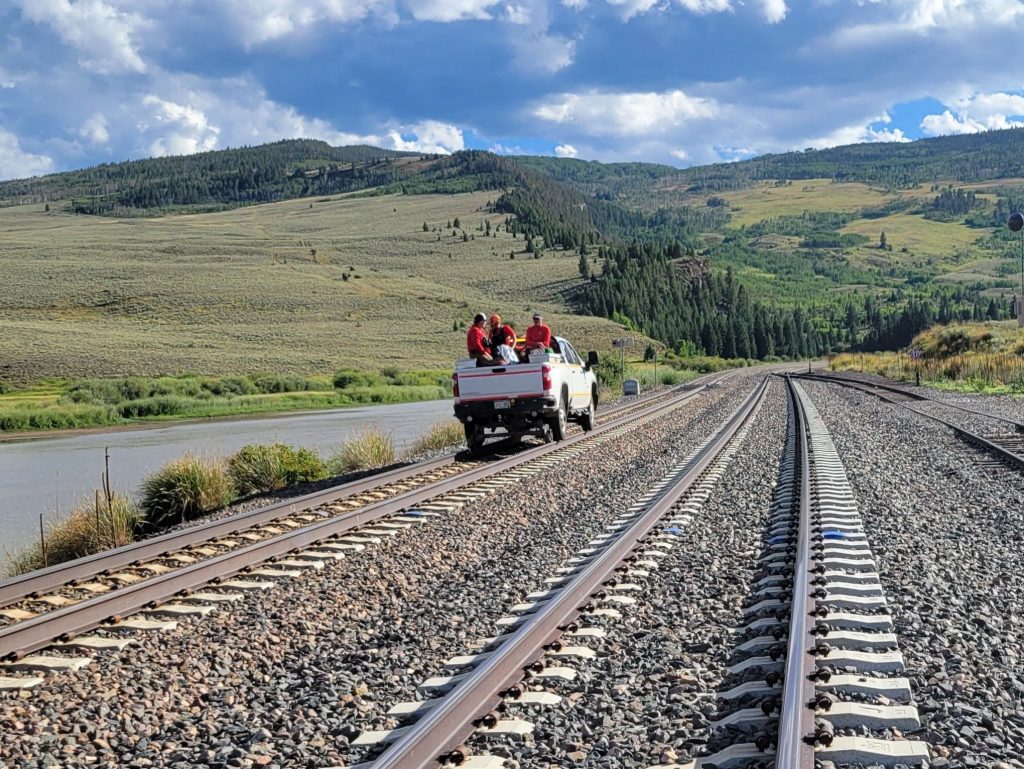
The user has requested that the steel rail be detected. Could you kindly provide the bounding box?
[0,456,455,608]
[799,373,1024,471]
[804,372,1024,430]
[367,375,770,769]
[0,377,722,661]
[0,375,713,610]
[775,375,816,768]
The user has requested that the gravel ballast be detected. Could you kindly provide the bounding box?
[0,373,767,768]
[802,379,1024,768]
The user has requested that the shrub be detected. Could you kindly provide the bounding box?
[407,421,464,456]
[251,374,327,393]
[228,443,327,494]
[0,403,116,431]
[387,369,451,388]
[140,455,235,528]
[6,493,141,576]
[117,395,190,418]
[332,369,385,389]
[328,428,395,474]
[201,376,259,396]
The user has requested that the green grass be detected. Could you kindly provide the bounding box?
[227,443,327,494]
[328,428,397,473]
[406,420,465,456]
[0,371,451,433]
[6,493,142,576]
[706,179,903,227]
[139,455,235,529]
[0,192,634,385]
[830,321,1024,394]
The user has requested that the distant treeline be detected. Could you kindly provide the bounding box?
[578,241,1012,358]
[676,128,1024,191]
[0,141,422,213]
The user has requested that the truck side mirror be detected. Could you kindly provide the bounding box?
[586,351,600,368]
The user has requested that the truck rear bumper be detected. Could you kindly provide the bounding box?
[454,396,558,431]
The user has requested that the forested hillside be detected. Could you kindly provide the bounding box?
[0,141,420,214]
[676,128,1024,191]
[4,129,1024,363]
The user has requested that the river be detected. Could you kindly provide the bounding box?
[0,399,454,562]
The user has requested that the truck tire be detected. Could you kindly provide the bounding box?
[464,423,485,454]
[580,394,596,432]
[549,395,568,442]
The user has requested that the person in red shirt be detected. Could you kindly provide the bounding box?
[525,312,552,352]
[488,313,519,364]
[487,314,516,349]
[466,313,492,365]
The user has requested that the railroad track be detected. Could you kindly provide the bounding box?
[700,375,928,768]
[0,372,734,687]
[337,375,770,769]
[799,372,1024,471]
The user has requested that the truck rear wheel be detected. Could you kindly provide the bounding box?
[580,394,596,432]
[464,423,485,454]
[549,397,568,442]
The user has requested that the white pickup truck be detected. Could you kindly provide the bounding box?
[452,336,600,452]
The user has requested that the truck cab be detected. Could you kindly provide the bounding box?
[452,336,599,453]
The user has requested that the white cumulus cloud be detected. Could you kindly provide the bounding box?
[14,0,147,73]
[142,95,220,157]
[676,0,731,13]
[605,0,662,19]
[554,143,578,157]
[79,112,110,145]
[218,0,396,45]
[404,0,501,21]
[386,120,465,153]
[759,0,787,23]
[0,129,56,181]
[828,0,1024,48]
[920,92,1024,136]
[534,89,718,136]
[804,113,910,149]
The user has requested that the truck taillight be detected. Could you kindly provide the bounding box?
[451,373,459,397]
[541,364,552,391]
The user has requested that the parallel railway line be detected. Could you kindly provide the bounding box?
[341,376,771,769]
[0,373,730,674]
[800,372,1024,471]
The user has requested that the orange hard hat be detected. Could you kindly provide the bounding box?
[489,313,501,324]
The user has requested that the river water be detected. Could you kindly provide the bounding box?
[0,399,454,562]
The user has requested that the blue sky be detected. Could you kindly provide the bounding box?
[2,0,1024,180]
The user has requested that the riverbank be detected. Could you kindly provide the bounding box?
[0,398,458,563]
[0,370,450,436]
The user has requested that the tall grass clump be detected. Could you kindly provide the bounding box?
[406,421,464,457]
[332,369,386,389]
[329,428,396,474]
[140,455,235,529]
[228,443,327,494]
[6,493,141,576]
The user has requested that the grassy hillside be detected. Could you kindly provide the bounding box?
[3,128,1024,398]
[0,190,629,385]
[831,321,1024,393]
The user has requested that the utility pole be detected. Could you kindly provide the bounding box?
[1010,212,1024,326]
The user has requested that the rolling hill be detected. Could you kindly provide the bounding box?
[2,129,1023,386]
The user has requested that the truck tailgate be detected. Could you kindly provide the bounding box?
[455,366,544,401]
